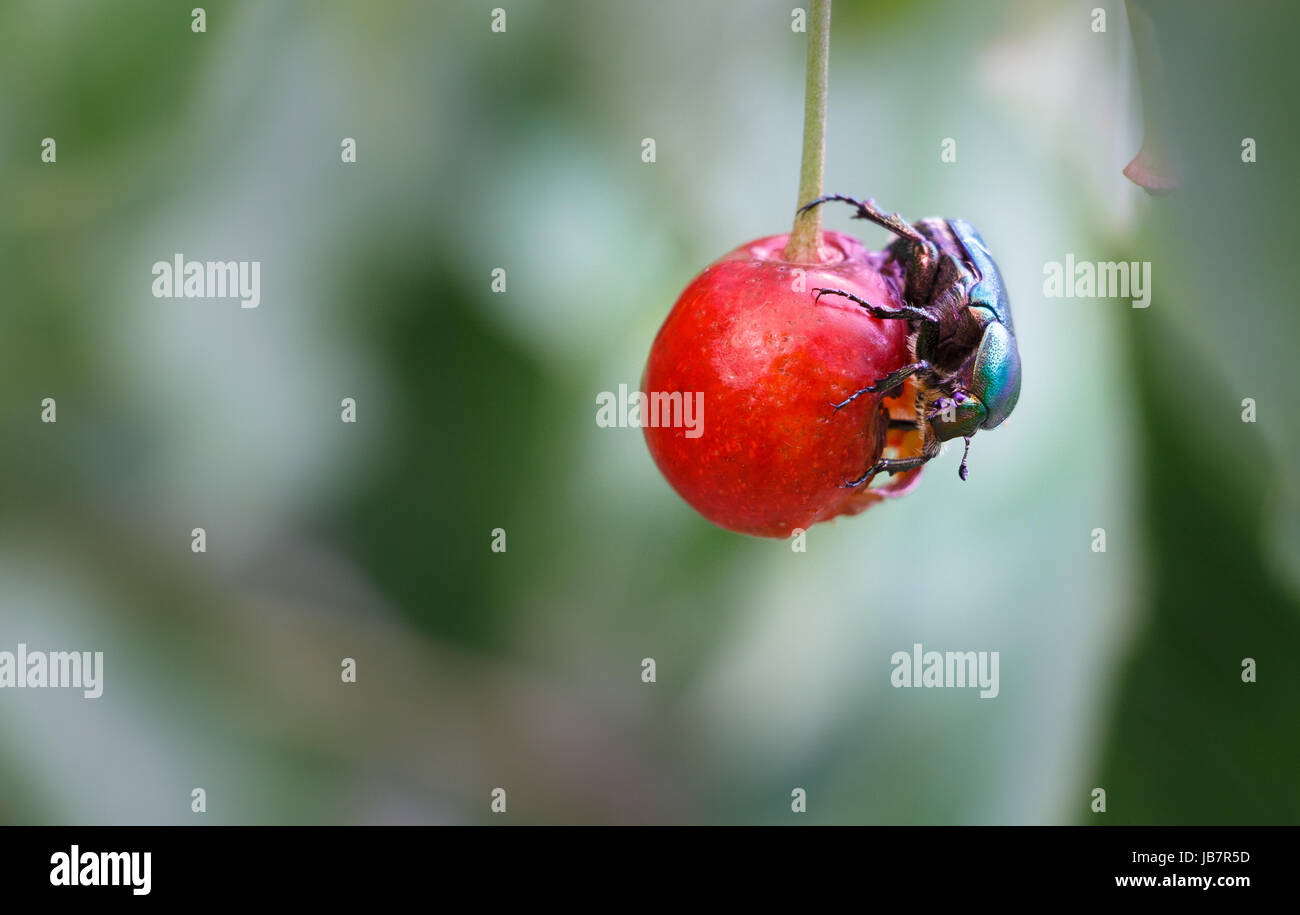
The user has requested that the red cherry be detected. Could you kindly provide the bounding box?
[643,231,925,538]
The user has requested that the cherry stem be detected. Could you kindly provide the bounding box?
[783,0,831,263]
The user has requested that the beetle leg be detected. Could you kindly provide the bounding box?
[843,419,942,486]
[811,287,935,322]
[830,361,931,410]
[799,195,930,249]
[867,360,932,394]
[843,454,931,487]
[829,387,874,411]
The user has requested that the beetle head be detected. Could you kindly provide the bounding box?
[928,388,984,441]
[927,321,1022,443]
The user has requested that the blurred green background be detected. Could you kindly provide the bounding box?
[1,0,1296,824]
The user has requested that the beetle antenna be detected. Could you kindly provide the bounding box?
[958,436,972,481]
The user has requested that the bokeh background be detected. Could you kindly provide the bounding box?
[1,0,1296,824]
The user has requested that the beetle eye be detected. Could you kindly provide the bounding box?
[953,391,967,403]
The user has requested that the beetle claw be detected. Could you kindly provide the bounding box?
[841,468,875,488]
[829,383,878,412]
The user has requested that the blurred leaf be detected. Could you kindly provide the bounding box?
[1090,309,1300,824]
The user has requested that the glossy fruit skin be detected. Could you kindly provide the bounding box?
[642,232,923,538]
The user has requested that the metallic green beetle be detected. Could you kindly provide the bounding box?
[800,194,1022,483]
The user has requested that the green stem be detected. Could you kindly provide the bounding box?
[783,0,831,262]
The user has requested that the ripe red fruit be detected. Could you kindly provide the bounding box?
[643,231,924,538]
